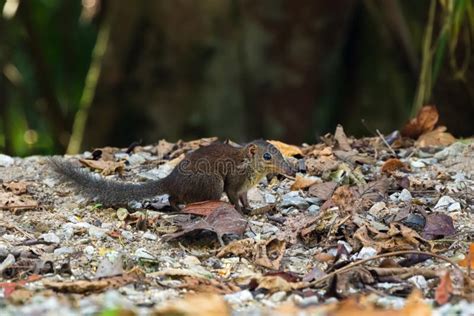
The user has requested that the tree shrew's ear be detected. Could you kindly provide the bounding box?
[246,143,258,157]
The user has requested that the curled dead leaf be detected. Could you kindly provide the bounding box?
[79,159,125,176]
[290,175,318,191]
[401,105,439,138]
[415,126,456,147]
[268,140,303,157]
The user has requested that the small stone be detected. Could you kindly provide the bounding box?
[355,247,377,260]
[337,240,353,253]
[0,254,15,273]
[134,248,155,260]
[269,291,287,302]
[306,197,322,205]
[54,247,75,256]
[83,245,95,256]
[40,233,60,244]
[447,202,461,212]
[121,230,134,240]
[127,201,143,209]
[183,255,201,266]
[281,192,309,209]
[434,142,466,161]
[307,204,320,214]
[410,160,426,168]
[0,154,14,167]
[434,196,456,210]
[265,193,276,204]
[88,226,107,239]
[247,188,265,206]
[143,231,157,240]
[408,275,427,289]
[116,208,129,221]
[127,154,146,166]
[399,189,412,202]
[299,296,319,306]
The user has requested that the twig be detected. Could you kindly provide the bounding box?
[376,129,397,157]
[295,250,467,290]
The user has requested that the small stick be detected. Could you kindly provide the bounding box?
[376,129,397,157]
[295,250,467,290]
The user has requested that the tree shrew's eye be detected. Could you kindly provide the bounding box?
[263,152,272,160]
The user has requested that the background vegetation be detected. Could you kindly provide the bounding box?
[1,0,473,156]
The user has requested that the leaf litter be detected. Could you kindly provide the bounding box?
[0,112,473,314]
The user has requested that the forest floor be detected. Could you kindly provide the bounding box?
[0,127,473,315]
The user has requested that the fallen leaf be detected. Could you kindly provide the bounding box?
[217,238,256,258]
[403,289,431,316]
[334,124,352,151]
[78,159,125,176]
[305,156,340,175]
[43,271,141,294]
[182,201,230,216]
[2,181,29,195]
[435,271,453,305]
[290,175,318,191]
[155,293,230,316]
[415,126,456,147]
[381,158,410,175]
[422,213,456,240]
[401,105,439,138]
[162,203,247,243]
[153,139,176,159]
[255,275,293,293]
[308,181,337,200]
[268,140,303,157]
[254,238,286,270]
[0,192,38,211]
[458,243,474,268]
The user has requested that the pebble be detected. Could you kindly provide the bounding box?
[134,248,156,260]
[83,245,95,256]
[247,188,265,206]
[54,247,75,256]
[269,291,287,303]
[183,255,201,266]
[40,233,60,244]
[408,275,427,289]
[264,193,276,204]
[121,230,134,240]
[410,160,426,168]
[0,254,15,273]
[0,154,14,167]
[399,189,412,202]
[127,154,147,166]
[434,142,466,161]
[281,191,309,209]
[368,202,386,216]
[447,202,461,212]
[299,296,319,307]
[355,247,377,260]
[117,208,129,221]
[142,231,157,240]
[434,196,456,210]
[88,226,108,239]
[307,204,320,214]
[224,290,253,305]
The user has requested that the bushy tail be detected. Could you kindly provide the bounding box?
[48,157,166,205]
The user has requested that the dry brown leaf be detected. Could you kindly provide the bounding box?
[415,126,456,147]
[268,140,303,157]
[401,105,439,138]
[155,293,230,316]
[2,181,29,195]
[254,238,286,270]
[162,203,247,243]
[305,156,340,176]
[0,192,38,211]
[79,159,125,176]
[290,175,318,191]
[334,124,352,151]
[255,275,293,293]
[458,243,474,269]
[435,271,453,305]
[381,158,409,175]
[43,272,140,294]
[308,181,337,200]
[182,200,230,216]
[217,238,256,258]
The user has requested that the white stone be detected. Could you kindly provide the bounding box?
[265,193,276,204]
[307,204,320,214]
[434,196,457,209]
[410,160,426,168]
[269,291,287,302]
[134,248,155,260]
[369,202,386,215]
[0,154,14,167]
[88,226,107,239]
[408,275,427,289]
[399,189,412,202]
[83,245,95,256]
[121,230,134,240]
[143,231,157,240]
[355,247,378,260]
[40,233,60,244]
[447,202,461,212]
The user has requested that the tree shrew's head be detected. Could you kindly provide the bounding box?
[244,140,295,176]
